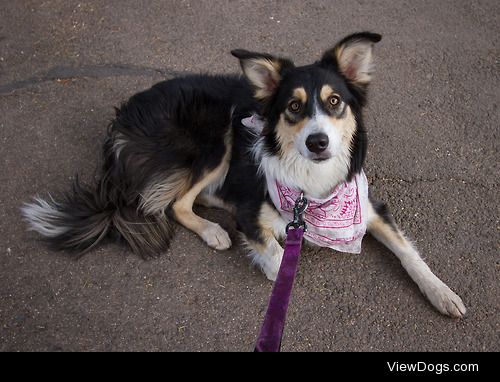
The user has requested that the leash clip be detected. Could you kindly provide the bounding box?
[286,192,309,233]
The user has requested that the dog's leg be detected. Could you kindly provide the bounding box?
[240,203,287,281]
[195,193,235,214]
[172,161,232,251]
[367,200,466,318]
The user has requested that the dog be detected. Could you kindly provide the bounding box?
[22,32,466,318]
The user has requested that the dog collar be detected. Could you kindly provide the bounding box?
[267,171,369,254]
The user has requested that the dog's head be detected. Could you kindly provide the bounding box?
[232,32,381,182]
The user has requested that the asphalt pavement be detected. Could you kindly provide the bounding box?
[0,0,498,351]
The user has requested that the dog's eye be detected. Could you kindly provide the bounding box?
[288,100,302,114]
[328,95,341,108]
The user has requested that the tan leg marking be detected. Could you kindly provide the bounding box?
[195,193,235,214]
[172,135,232,250]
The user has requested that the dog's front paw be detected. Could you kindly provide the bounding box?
[201,223,232,250]
[263,264,279,282]
[420,277,466,318]
[248,241,283,282]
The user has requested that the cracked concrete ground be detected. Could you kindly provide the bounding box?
[0,0,499,352]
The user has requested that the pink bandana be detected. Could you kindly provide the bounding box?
[268,171,369,254]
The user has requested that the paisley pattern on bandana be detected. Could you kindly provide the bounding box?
[268,171,369,254]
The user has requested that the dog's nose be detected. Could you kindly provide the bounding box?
[306,133,329,154]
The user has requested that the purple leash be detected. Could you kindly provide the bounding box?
[255,194,308,353]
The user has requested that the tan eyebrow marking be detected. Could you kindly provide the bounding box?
[320,85,336,103]
[292,87,307,104]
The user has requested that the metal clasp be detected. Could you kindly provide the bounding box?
[286,192,309,233]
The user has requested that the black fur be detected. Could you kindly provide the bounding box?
[370,198,397,232]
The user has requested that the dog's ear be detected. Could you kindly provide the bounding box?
[231,49,294,101]
[321,32,382,89]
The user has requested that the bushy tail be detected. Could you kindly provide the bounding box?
[21,176,174,257]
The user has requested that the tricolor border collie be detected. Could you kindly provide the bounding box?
[23,32,466,318]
